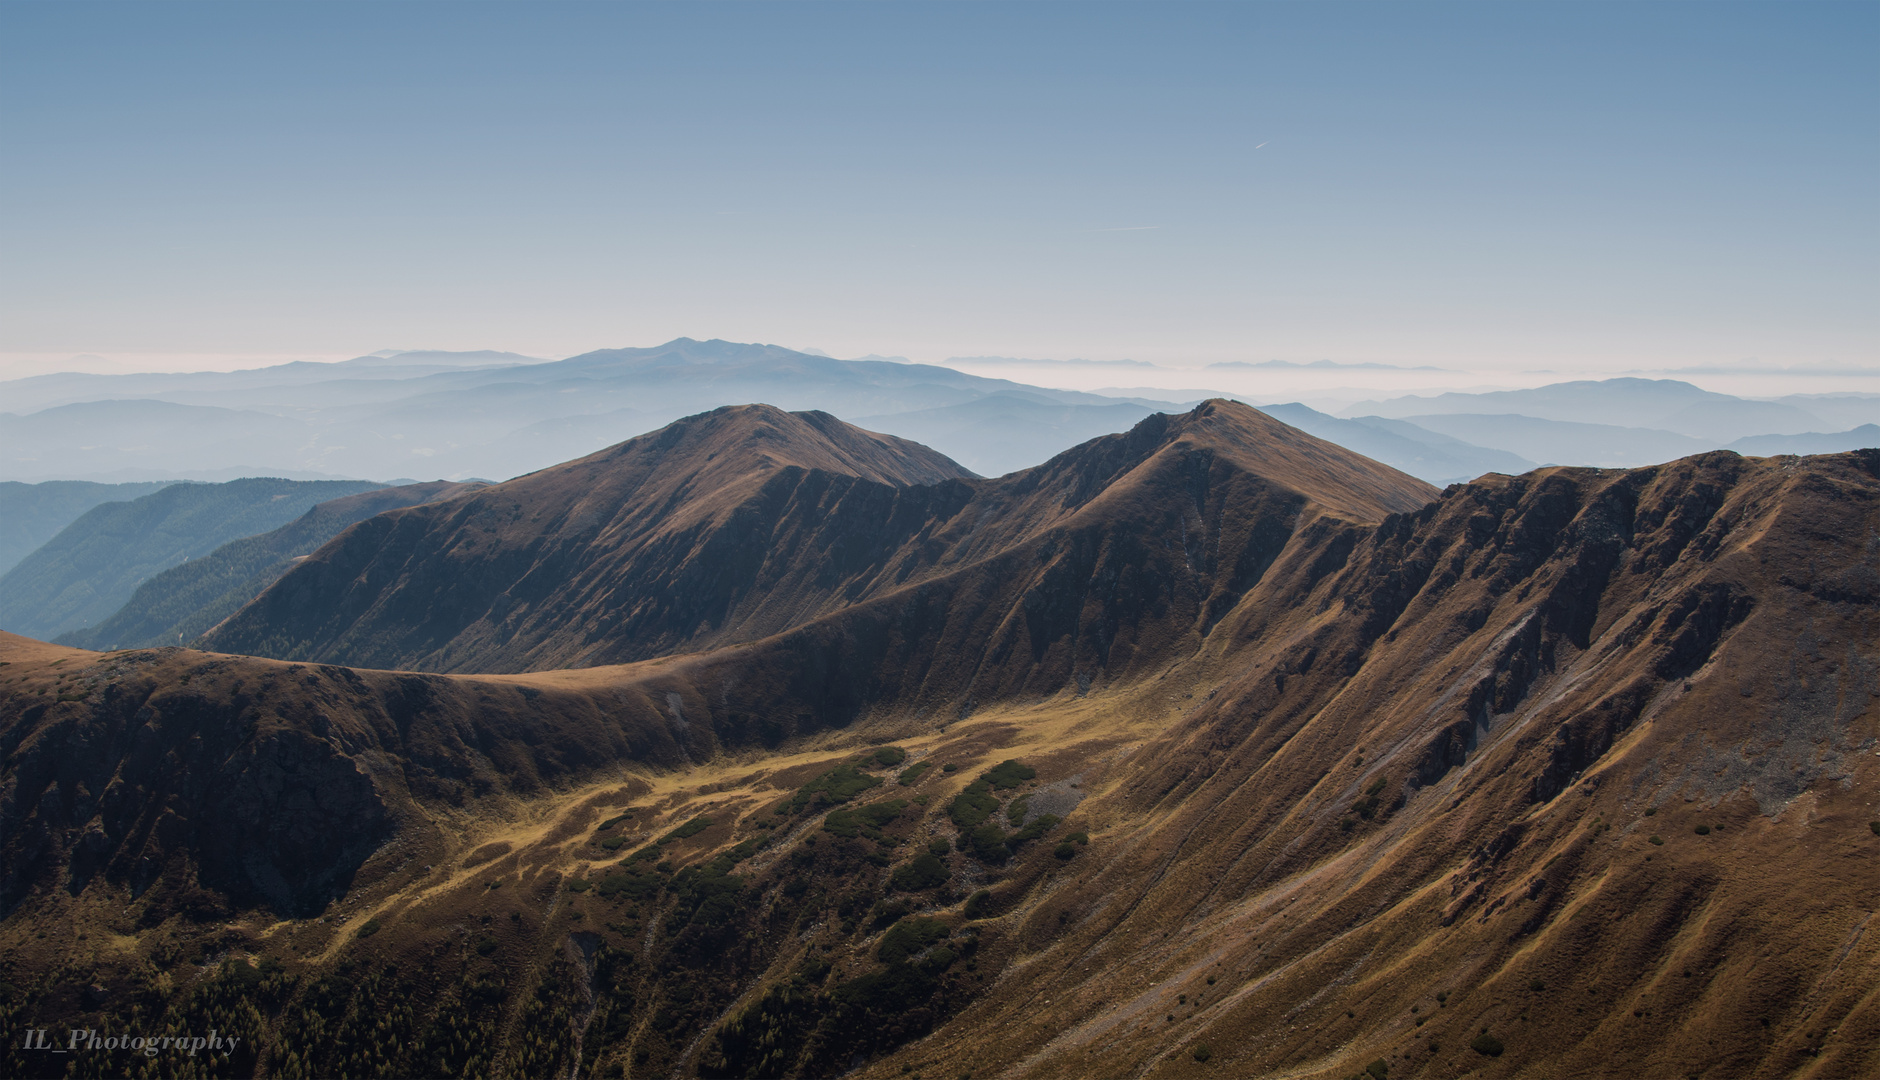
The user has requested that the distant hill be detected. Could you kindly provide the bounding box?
[852,393,1158,477]
[1255,403,1536,483]
[0,480,176,576]
[56,481,481,651]
[1392,412,1715,469]
[1726,424,1880,457]
[0,339,1183,483]
[0,477,385,640]
[1345,378,1825,441]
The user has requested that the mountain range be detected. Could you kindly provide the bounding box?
[2,400,1874,1079]
[5,340,1876,488]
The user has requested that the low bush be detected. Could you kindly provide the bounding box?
[948,780,1001,828]
[1365,1058,1389,1079]
[877,917,950,964]
[941,762,958,773]
[356,919,381,939]
[660,816,713,843]
[963,889,994,919]
[966,823,1010,863]
[890,852,951,891]
[871,746,908,767]
[1694,824,1711,835]
[984,760,1036,790]
[1871,821,1880,836]
[929,837,951,856]
[824,799,907,839]
[568,879,592,893]
[1192,1044,1212,1063]
[1470,1033,1504,1057]
[1007,813,1061,848]
[600,836,626,850]
[898,761,932,786]
[1648,835,1664,846]
[597,813,631,831]
[792,763,883,809]
[1053,841,1077,860]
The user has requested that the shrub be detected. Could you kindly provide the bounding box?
[1648,835,1664,846]
[929,837,952,856]
[1366,1058,1389,1078]
[356,919,382,939]
[1053,841,1077,860]
[626,845,661,863]
[1470,1033,1504,1057]
[898,761,932,786]
[660,815,713,843]
[1871,821,1880,836]
[877,917,950,964]
[568,878,592,893]
[1007,796,1031,827]
[1065,831,1089,846]
[792,763,883,810]
[597,813,631,830]
[473,933,499,956]
[823,799,907,839]
[948,780,1001,828]
[966,823,1010,863]
[942,763,958,772]
[600,836,626,850]
[1694,824,1711,835]
[871,746,908,767]
[1644,807,1657,816]
[1192,1044,1212,1062]
[963,889,994,919]
[1008,813,1061,849]
[984,760,1036,790]
[890,852,952,892]
[1529,978,1545,992]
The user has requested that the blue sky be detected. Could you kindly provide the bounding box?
[1,2,1874,390]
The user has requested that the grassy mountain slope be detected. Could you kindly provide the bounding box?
[203,402,1432,676]
[56,481,482,651]
[0,478,385,641]
[0,437,1874,1079]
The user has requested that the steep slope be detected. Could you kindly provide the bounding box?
[2,448,1874,1080]
[206,401,1434,675]
[0,479,174,576]
[0,477,385,640]
[57,481,482,651]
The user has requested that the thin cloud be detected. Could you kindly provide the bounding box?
[1095,225,1160,232]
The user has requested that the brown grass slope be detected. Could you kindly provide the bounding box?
[0,435,1874,1079]
[202,401,1434,676]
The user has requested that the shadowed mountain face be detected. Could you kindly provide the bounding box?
[56,481,482,652]
[2,418,1876,1078]
[204,401,1435,674]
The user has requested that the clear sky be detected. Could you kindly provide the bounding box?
[2,1,1874,395]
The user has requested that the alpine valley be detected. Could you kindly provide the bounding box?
[2,400,1876,1080]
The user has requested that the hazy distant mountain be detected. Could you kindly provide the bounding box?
[0,339,1185,484]
[1770,394,1880,431]
[1394,413,1716,469]
[0,400,335,482]
[0,477,384,640]
[57,481,479,651]
[852,394,1158,477]
[1726,425,1880,457]
[0,480,175,577]
[1345,378,1824,441]
[1254,403,1535,483]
